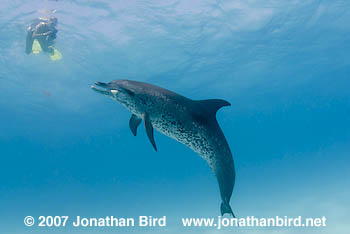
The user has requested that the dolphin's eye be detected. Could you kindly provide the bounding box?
[124,88,135,97]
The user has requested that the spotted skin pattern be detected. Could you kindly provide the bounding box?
[92,80,235,216]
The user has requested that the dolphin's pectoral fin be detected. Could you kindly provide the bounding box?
[129,114,142,136]
[143,113,157,151]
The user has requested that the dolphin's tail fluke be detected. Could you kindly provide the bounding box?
[220,202,235,217]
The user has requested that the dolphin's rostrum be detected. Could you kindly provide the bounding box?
[91,80,235,216]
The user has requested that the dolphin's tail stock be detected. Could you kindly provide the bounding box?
[220,202,235,217]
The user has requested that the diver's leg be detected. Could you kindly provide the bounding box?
[25,31,34,54]
[37,37,53,54]
[47,46,54,54]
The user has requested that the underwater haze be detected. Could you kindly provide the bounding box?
[0,0,349,233]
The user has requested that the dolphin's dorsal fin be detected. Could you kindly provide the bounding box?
[143,113,158,151]
[197,99,231,118]
[129,114,142,136]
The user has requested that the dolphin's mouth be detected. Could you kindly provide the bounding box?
[91,81,118,96]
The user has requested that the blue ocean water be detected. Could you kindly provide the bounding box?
[0,0,349,233]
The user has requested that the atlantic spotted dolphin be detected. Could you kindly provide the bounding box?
[91,80,235,216]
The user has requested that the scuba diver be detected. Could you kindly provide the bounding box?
[25,16,62,61]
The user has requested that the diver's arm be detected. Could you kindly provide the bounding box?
[33,30,53,37]
[32,22,52,37]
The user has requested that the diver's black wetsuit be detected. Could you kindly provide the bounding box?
[25,18,58,54]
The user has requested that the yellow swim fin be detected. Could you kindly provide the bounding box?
[49,46,62,61]
[32,39,42,54]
